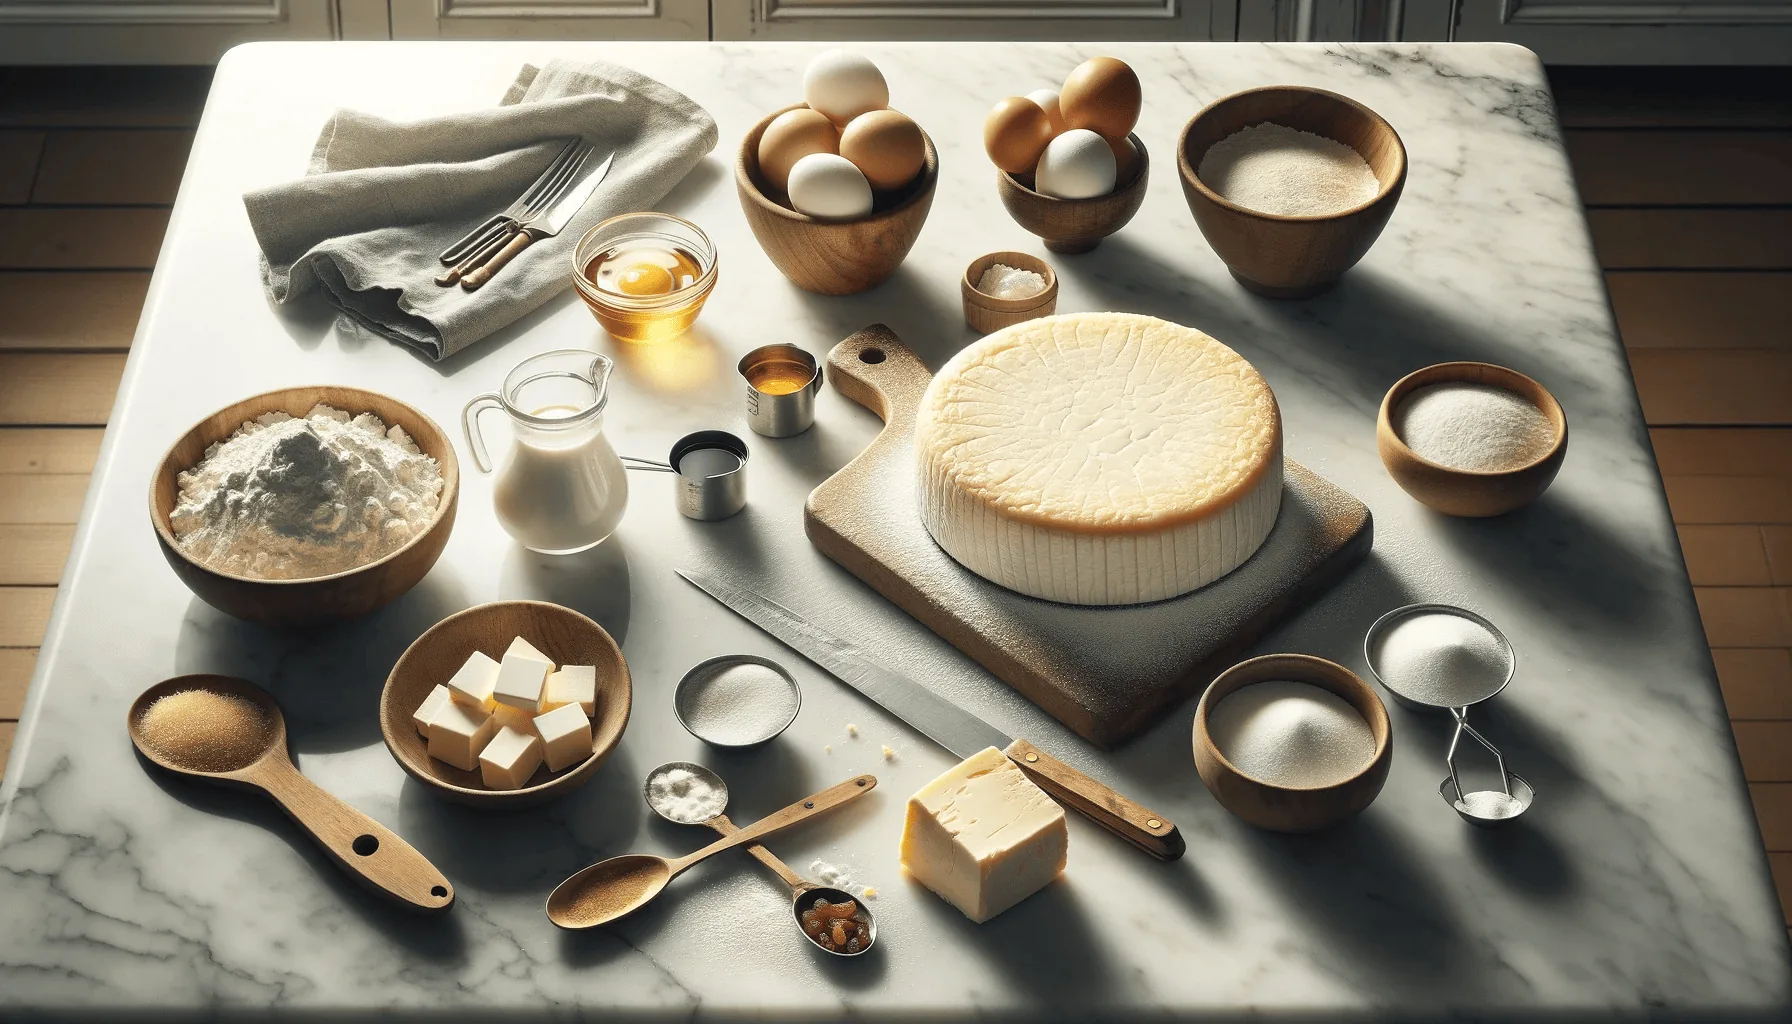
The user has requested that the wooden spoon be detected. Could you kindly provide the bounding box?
[547,774,876,930]
[127,674,454,914]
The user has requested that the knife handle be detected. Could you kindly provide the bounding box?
[1005,738,1185,862]
[436,225,513,287]
[461,230,534,291]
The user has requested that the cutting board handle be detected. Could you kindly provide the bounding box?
[825,324,932,431]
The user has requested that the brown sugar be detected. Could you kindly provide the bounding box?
[138,689,273,772]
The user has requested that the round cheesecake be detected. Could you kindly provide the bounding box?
[915,312,1283,605]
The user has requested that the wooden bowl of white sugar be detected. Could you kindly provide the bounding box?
[149,385,460,627]
[1177,86,1405,299]
[1377,362,1568,517]
[1193,653,1392,832]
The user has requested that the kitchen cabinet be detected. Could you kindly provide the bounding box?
[710,0,1236,41]
[387,0,707,41]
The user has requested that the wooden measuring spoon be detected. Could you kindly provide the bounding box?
[547,773,876,930]
[127,675,454,914]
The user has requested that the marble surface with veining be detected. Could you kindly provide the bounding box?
[0,41,1786,1021]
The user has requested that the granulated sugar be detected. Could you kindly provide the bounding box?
[645,766,728,824]
[170,404,442,580]
[138,689,273,772]
[1197,122,1380,217]
[1371,612,1512,708]
[1207,680,1375,788]
[1457,789,1525,820]
[976,264,1046,300]
[1395,383,1556,472]
[677,662,799,745]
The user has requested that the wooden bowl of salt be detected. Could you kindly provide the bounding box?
[1193,653,1391,832]
[1377,361,1568,518]
[961,251,1058,334]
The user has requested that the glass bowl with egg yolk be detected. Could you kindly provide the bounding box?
[572,212,718,344]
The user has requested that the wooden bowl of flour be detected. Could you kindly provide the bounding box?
[149,386,460,627]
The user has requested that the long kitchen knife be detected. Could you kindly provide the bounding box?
[678,569,1186,861]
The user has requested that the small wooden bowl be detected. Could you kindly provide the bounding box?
[997,133,1149,254]
[1177,86,1406,298]
[1193,653,1392,833]
[149,386,459,628]
[961,251,1058,334]
[736,104,939,295]
[1377,361,1568,518]
[380,600,631,809]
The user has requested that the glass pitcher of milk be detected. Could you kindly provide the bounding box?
[462,349,631,554]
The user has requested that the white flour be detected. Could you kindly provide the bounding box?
[1197,122,1380,217]
[1395,383,1557,473]
[170,404,442,581]
[1208,680,1375,788]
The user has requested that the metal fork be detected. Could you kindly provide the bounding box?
[437,137,582,267]
[435,142,594,287]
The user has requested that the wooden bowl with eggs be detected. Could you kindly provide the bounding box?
[736,103,938,296]
[997,133,1149,255]
[149,385,459,628]
[1193,653,1392,833]
[1177,85,1406,299]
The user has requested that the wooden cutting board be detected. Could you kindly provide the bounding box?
[803,325,1374,748]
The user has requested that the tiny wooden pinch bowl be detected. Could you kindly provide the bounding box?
[1377,361,1568,518]
[150,386,459,628]
[962,251,1058,334]
[737,103,939,295]
[997,133,1149,254]
[381,601,631,808]
[1193,653,1392,833]
[1177,86,1406,298]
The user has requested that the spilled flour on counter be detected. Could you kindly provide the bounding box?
[170,404,442,580]
[811,859,877,899]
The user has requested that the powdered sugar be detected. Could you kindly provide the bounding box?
[170,404,442,580]
[1197,122,1380,217]
[1395,383,1556,473]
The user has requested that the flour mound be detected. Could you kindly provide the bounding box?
[170,404,443,581]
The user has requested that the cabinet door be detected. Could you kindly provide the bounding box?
[0,0,337,63]
[713,0,1234,41]
[389,0,707,38]
[1403,0,1792,63]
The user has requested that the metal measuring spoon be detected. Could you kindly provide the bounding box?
[547,772,876,930]
[642,761,878,957]
[127,675,454,913]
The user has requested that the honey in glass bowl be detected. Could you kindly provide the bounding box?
[572,213,717,344]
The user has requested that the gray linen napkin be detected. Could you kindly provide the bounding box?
[244,60,718,360]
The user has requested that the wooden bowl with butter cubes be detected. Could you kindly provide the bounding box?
[380,600,631,808]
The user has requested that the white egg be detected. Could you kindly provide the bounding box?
[787,152,874,220]
[1024,88,1064,133]
[1034,128,1117,200]
[803,50,890,125]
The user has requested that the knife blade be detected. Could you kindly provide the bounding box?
[460,149,616,291]
[678,568,1185,861]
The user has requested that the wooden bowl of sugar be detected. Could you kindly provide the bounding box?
[962,251,1058,334]
[380,600,631,809]
[149,385,459,628]
[1177,86,1405,299]
[1378,361,1568,518]
[1193,653,1392,832]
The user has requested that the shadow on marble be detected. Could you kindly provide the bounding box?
[753,419,871,491]
[268,284,339,353]
[133,746,474,962]
[498,536,632,646]
[658,153,725,220]
[789,263,966,371]
[921,874,1119,1009]
[678,504,782,587]
[173,567,472,754]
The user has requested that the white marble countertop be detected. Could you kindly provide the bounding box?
[1,40,1786,1021]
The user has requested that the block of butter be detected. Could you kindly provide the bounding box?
[898,746,1067,923]
[543,665,597,716]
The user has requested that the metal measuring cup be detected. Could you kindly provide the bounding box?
[738,345,821,438]
[1363,603,1534,827]
[622,430,749,521]
[642,761,878,956]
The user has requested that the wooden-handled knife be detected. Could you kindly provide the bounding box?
[677,569,1185,861]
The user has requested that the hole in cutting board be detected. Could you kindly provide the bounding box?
[352,834,379,856]
[431,885,448,898]
[859,348,886,364]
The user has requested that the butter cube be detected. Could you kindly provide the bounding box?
[478,725,544,790]
[543,665,597,717]
[412,684,453,736]
[506,636,553,668]
[445,651,501,709]
[490,702,537,735]
[898,746,1067,923]
[427,700,497,771]
[493,651,552,712]
[534,702,593,772]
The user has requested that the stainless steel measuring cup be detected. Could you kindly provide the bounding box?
[738,344,821,438]
[622,429,749,521]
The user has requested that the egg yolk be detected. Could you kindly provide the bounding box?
[616,262,676,297]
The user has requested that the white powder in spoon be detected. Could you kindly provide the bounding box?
[1457,789,1525,821]
[678,662,799,745]
[1197,122,1380,217]
[1395,383,1556,473]
[646,767,729,824]
[1371,612,1512,708]
[1208,680,1375,788]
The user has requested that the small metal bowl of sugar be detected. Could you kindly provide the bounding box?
[674,654,802,748]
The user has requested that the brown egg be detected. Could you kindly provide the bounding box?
[983,96,1055,176]
[758,108,840,194]
[1060,57,1142,139]
[840,109,926,191]
[1105,133,1141,186]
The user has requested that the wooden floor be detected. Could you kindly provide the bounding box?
[0,65,1789,929]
